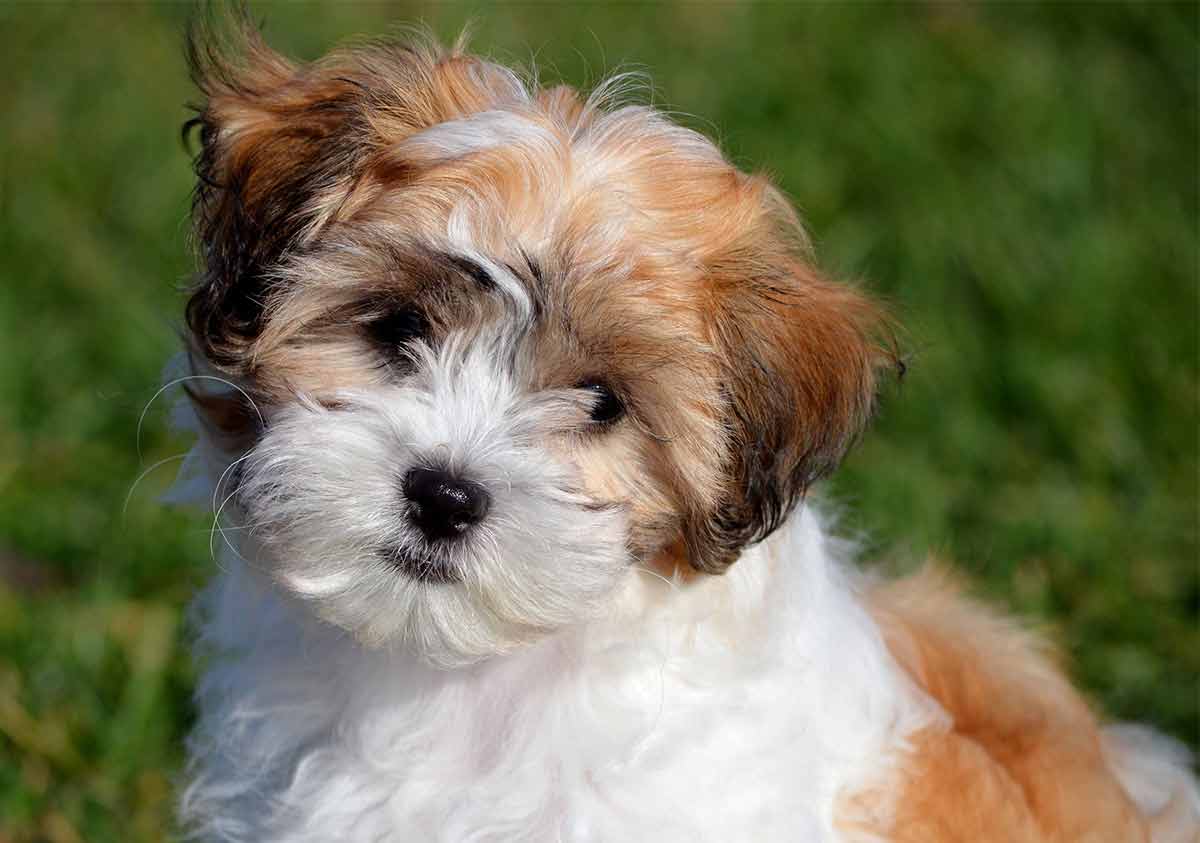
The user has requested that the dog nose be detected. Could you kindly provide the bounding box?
[402,467,491,541]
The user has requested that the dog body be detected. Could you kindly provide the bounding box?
[173,24,1198,842]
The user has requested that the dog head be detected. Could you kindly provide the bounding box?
[182,22,895,664]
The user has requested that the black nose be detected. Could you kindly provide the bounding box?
[402,467,491,541]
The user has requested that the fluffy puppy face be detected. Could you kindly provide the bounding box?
[184,24,892,665]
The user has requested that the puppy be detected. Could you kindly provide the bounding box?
[171,21,1199,842]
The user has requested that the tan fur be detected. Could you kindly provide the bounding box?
[859,567,1151,841]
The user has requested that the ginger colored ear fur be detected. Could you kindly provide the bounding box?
[856,566,1151,842]
[684,190,899,573]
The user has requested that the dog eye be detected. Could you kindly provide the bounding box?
[366,306,429,349]
[578,382,625,425]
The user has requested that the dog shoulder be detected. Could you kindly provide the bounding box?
[858,565,1159,842]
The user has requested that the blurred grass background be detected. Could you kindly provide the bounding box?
[0,2,1195,840]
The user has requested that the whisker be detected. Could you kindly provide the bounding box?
[209,454,254,565]
[137,374,265,462]
[210,453,252,516]
[211,483,252,569]
[122,453,188,520]
[632,564,680,593]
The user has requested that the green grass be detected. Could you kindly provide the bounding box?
[1,3,1195,840]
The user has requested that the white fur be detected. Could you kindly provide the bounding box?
[234,325,626,665]
[179,503,942,842]
[168,323,945,841]
[1103,725,1200,843]
[403,110,553,164]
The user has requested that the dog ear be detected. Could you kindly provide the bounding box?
[182,15,373,373]
[182,20,531,376]
[684,215,898,573]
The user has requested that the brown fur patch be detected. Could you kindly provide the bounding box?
[690,251,893,572]
[850,567,1151,841]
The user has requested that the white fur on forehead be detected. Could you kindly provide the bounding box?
[377,96,734,251]
[400,109,556,163]
[236,326,628,665]
[444,212,536,322]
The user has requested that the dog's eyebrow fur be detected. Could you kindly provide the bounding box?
[521,251,545,287]
[445,254,496,291]
[502,254,547,322]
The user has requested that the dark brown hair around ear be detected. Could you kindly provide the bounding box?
[685,256,898,574]
[183,15,368,373]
